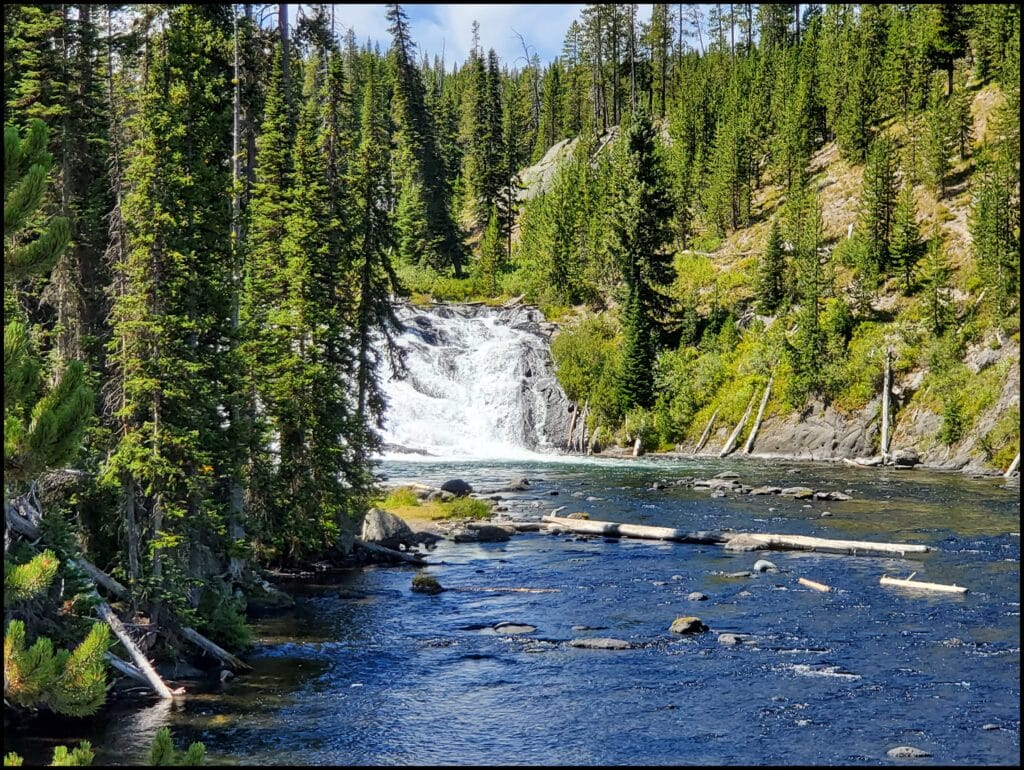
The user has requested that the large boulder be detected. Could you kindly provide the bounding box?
[891,448,920,467]
[361,507,415,549]
[440,479,473,497]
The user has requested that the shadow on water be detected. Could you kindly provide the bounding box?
[8,457,1020,765]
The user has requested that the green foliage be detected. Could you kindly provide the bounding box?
[4,741,94,767]
[4,618,110,717]
[918,231,954,335]
[550,314,622,428]
[889,184,923,292]
[443,497,491,520]
[196,585,252,653]
[149,727,206,767]
[4,550,59,606]
[383,487,420,509]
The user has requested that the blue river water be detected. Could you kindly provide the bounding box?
[10,456,1021,765]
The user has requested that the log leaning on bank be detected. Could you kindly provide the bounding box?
[540,515,931,557]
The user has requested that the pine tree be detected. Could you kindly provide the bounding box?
[386,4,465,276]
[921,100,953,195]
[889,184,923,292]
[607,110,676,411]
[858,135,900,273]
[4,120,90,487]
[919,229,953,335]
[755,217,787,313]
[970,156,1020,318]
[477,205,503,296]
[785,183,828,403]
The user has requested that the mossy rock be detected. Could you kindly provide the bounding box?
[411,573,445,594]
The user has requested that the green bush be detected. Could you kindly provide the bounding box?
[383,487,419,509]
[442,497,491,520]
[196,585,251,653]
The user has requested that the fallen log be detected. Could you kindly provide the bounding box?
[693,409,720,455]
[743,377,772,455]
[95,602,176,700]
[798,577,831,592]
[354,538,427,565]
[541,515,726,544]
[720,389,759,458]
[104,652,149,686]
[724,532,930,557]
[8,497,252,672]
[177,627,251,672]
[880,574,967,594]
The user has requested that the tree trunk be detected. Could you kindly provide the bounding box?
[542,514,725,544]
[880,348,891,460]
[720,389,758,457]
[95,602,176,700]
[743,377,772,454]
[880,574,966,594]
[693,408,720,454]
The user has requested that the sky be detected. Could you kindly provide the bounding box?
[302,4,655,69]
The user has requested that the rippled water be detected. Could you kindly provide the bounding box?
[8,457,1020,765]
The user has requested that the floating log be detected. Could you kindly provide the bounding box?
[798,577,831,592]
[743,377,773,455]
[880,574,967,594]
[720,389,759,458]
[1005,453,1020,478]
[354,538,427,565]
[724,532,930,557]
[541,515,726,544]
[95,602,176,700]
[693,408,720,455]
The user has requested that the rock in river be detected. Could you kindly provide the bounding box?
[569,637,632,650]
[361,507,416,549]
[886,746,932,759]
[752,559,779,573]
[687,592,708,601]
[781,486,815,499]
[669,616,709,634]
[440,479,473,496]
[411,574,444,594]
[493,622,537,634]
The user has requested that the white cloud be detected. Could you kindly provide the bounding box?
[285,4,655,69]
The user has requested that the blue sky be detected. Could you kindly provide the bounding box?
[301,4,655,69]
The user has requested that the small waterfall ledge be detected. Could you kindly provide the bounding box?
[379,302,573,460]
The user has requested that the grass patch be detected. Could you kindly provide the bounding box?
[373,487,493,522]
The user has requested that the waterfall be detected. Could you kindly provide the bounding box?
[379,302,573,460]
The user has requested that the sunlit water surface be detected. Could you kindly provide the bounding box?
[9,456,1020,765]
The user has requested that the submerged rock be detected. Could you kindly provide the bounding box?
[752,559,779,573]
[715,471,741,479]
[669,616,708,634]
[568,637,632,650]
[717,633,743,646]
[493,622,537,634]
[687,592,708,601]
[886,746,932,758]
[750,486,782,495]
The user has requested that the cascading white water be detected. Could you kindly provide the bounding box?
[379,303,573,460]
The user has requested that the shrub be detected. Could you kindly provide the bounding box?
[443,497,491,520]
[383,487,419,509]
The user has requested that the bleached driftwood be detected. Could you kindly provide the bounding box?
[720,390,759,457]
[95,602,176,700]
[693,408,720,455]
[724,532,930,557]
[879,574,967,594]
[177,627,250,671]
[743,377,773,455]
[881,348,892,461]
[797,577,831,592]
[541,515,725,544]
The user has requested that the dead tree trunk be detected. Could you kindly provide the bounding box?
[720,389,758,457]
[880,348,892,461]
[743,377,772,455]
[693,408,719,454]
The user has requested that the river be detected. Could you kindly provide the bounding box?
[9,456,1020,766]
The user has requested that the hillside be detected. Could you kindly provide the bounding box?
[515,83,1019,473]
